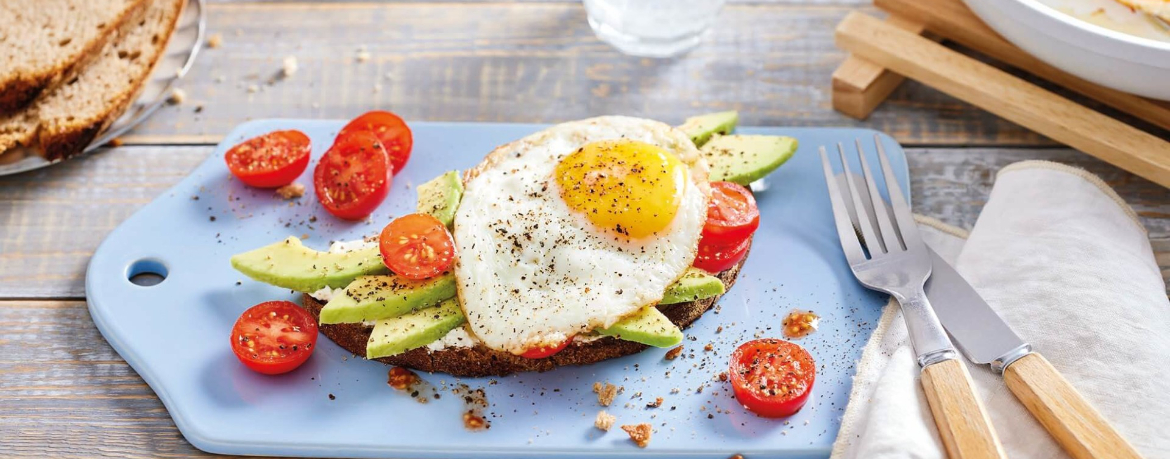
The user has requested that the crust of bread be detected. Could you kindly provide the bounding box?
[303,241,748,377]
[0,0,150,115]
[40,0,185,161]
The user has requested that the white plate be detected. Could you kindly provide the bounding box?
[965,0,1170,101]
[0,0,206,176]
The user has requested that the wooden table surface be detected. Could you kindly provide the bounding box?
[1,1,1167,457]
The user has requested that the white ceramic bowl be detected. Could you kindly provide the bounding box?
[964,0,1170,101]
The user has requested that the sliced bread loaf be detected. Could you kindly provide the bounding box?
[0,0,149,114]
[0,0,185,161]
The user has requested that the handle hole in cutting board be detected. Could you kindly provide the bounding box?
[127,259,168,287]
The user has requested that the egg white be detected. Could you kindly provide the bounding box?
[452,116,710,354]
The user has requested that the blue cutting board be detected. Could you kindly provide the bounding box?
[86,120,905,458]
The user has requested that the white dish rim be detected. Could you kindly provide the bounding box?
[1013,0,1170,60]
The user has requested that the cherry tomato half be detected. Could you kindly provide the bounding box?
[693,236,750,273]
[519,337,573,359]
[313,131,391,220]
[230,301,319,375]
[729,339,815,418]
[702,181,760,246]
[379,213,455,280]
[338,111,413,175]
[224,130,311,188]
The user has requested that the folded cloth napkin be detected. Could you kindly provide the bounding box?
[831,161,1170,459]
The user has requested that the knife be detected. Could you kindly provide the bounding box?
[926,249,1143,459]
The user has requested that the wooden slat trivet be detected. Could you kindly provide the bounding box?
[832,0,1170,132]
[835,12,1170,188]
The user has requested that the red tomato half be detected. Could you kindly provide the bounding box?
[693,236,750,273]
[338,111,413,175]
[519,337,573,359]
[230,301,319,375]
[313,131,391,220]
[224,130,311,188]
[379,213,455,280]
[729,339,816,418]
[702,181,760,246]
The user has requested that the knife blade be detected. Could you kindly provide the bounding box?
[924,249,1032,372]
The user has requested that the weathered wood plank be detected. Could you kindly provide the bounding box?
[1,145,1166,299]
[132,2,1065,146]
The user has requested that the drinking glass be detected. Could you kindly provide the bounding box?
[583,0,728,58]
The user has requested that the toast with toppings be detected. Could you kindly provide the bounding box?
[303,243,747,377]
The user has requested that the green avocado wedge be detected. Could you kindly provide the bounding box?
[230,237,387,292]
[701,134,797,185]
[319,274,457,324]
[597,305,684,348]
[661,268,725,304]
[678,111,739,148]
[417,170,464,228]
[366,298,466,359]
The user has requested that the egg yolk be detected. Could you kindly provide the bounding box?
[554,140,688,238]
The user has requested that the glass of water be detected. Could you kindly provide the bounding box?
[583,0,728,58]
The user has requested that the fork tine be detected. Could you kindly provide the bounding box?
[838,143,884,257]
[819,147,867,265]
[855,138,903,252]
[873,135,924,250]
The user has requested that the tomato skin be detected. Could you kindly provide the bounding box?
[338,111,413,175]
[224,130,311,188]
[519,337,573,359]
[230,301,319,375]
[702,182,760,246]
[693,236,750,273]
[313,131,391,220]
[729,339,816,418]
[379,213,455,280]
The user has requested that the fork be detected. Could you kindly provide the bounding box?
[820,136,1006,459]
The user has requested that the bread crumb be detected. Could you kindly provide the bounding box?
[646,397,663,408]
[621,424,652,448]
[593,382,618,407]
[718,371,729,382]
[104,137,124,148]
[594,410,616,431]
[704,343,714,352]
[168,88,186,105]
[282,56,298,78]
[664,346,683,360]
[207,33,223,48]
[275,183,305,200]
[716,325,724,333]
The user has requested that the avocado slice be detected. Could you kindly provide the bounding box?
[230,237,388,292]
[366,298,466,359]
[678,111,739,148]
[319,274,457,324]
[701,134,797,185]
[417,170,464,228]
[661,268,725,304]
[597,305,684,348]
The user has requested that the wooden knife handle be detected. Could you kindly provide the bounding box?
[1004,353,1142,459]
[921,359,1007,459]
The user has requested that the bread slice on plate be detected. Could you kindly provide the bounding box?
[0,0,185,161]
[0,0,149,115]
[303,244,749,378]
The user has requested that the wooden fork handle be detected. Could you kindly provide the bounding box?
[1004,353,1143,459]
[921,359,1007,459]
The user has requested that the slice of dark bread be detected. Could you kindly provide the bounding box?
[0,0,184,161]
[0,0,149,115]
[302,241,749,377]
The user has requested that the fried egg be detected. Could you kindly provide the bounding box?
[453,116,710,354]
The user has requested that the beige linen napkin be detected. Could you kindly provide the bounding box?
[831,161,1170,458]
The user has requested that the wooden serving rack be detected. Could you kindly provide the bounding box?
[832,0,1170,189]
